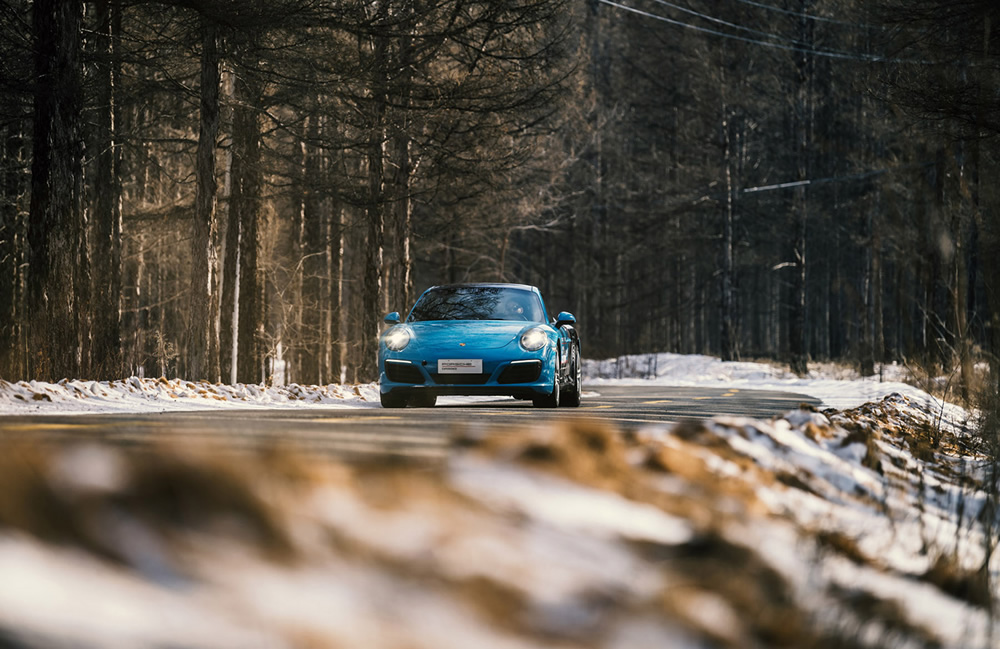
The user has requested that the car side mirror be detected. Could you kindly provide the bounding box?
[383,312,401,325]
[555,311,576,327]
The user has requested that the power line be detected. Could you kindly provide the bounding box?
[598,0,884,61]
[729,0,870,28]
[741,162,933,194]
[599,0,939,64]
[650,0,801,42]
[647,0,870,58]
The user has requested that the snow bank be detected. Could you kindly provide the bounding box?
[0,377,383,415]
[585,352,972,429]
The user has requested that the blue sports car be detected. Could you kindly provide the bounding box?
[378,283,582,408]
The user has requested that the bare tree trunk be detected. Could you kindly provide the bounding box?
[391,17,414,313]
[720,98,736,362]
[860,204,875,376]
[873,209,885,371]
[390,129,413,312]
[27,0,84,381]
[220,209,239,383]
[953,201,972,403]
[360,14,388,383]
[0,125,27,378]
[123,231,146,376]
[331,200,344,383]
[295,115,322,384]
[90,0,122,380]
[788,0,814,377]
[219,65,238,383]
[232,61,265,384]
[188,18,221,381]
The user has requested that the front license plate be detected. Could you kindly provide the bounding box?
[438,359,482,374]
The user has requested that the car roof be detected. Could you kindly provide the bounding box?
[425,283,539,293]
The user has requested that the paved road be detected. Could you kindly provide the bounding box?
[0,385,820,461]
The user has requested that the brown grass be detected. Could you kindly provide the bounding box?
[775,469,821,495]
[839,424,884,475]
[919,553,993,610]
[665,531,816,647]
[476,418,634,493]
[122,445,295,560]
[829,583,943,648]
[0,442,111,556]
[0,440,296,564]
[814,531,874,567]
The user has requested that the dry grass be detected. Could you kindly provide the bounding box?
[662,530,833,648]
[476,418,635,492]
[814,530,875,567]
[920,553,993,610]
[839,423,884,474]
[828,584,943,649]
[0,440,295,565]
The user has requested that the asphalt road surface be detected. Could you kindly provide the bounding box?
[0,385,820,461]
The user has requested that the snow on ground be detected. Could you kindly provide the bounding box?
[586,352,928,409]
[0,376,383,414]
[586,352,974,432]
[0,355,996,649]
[0,377,510,415]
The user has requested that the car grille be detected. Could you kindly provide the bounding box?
[431,373,491,385]
[498,360,542,384]
[385,361,425,384]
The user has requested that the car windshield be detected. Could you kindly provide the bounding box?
[408,286,546,323]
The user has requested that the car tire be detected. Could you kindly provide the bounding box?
[560,349,582,408]
[380,391,408,408]
[409,393,437,408]
[533,374,559,408]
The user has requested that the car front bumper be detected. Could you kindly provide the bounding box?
[379,348,556,399]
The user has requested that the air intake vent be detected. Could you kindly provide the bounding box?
[385,361,425,384]
[498,360,542,384]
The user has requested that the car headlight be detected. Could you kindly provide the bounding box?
[383,328,410,351]
[519,327,548,351]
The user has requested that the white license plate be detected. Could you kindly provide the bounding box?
[438,359,483,374]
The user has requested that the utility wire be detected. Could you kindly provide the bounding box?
[729,0,872,28]
[650,0,802,42]
[741,162,933,194]
[598,0,881,61]
[648,0,869,58]
[598,0,931,64]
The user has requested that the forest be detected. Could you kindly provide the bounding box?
[0,0,997,397]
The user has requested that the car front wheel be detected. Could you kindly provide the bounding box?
[560,349,582,407]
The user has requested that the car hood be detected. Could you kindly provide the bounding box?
[406,320,540,351]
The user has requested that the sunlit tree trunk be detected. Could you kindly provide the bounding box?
[219,65,239,382]
[298,114,323,385]
[331,205,344,383]
[390,12,414,313]
[232,58,265,384]
[360,6,388,383]
[188,17,221,381]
